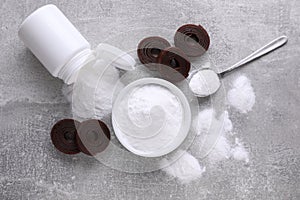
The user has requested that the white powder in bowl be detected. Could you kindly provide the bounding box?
[227,75,255,113]
[113,83,186,156]
[127,85,182,128]
[189,69,221,97]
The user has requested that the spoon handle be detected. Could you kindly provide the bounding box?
[218,36,288,75]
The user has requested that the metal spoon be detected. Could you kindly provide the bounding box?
[189,35,288,97]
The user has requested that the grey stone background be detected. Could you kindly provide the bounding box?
[1,0,300,199]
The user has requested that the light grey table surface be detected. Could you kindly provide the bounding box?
[1,0,299,199]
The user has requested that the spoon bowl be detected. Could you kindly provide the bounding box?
[189,69,221,97]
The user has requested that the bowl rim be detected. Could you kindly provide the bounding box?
[112,77,192,157]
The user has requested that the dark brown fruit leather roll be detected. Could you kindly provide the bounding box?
[157,47,190,82]
[50,119,81,155]
[76,119,111,156]
[137,36,171,67]
[174,24,210,57]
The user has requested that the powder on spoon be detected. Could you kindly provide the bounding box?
[189,69,220,97]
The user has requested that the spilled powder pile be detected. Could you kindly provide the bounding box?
[205,110,249,163]
[191,108,234,162]
[161,75,254,184]
[231,138,249,163]
[193,108,233,136]
[208,135,232,162]
[161,108,250,183]
[160,150,206,184]
[192,108,214,135]
[61,65,121,120]
[227,75,255,113]
[93,66,121,119]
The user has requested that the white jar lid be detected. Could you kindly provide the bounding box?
[112,78,192,157]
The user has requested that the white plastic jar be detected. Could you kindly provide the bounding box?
[18,4,135,85]
[18,4,136,121]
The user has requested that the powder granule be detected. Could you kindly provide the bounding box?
[231,138,249,163]
[193,109,232,137]
[192,108,215,135]
[160,150,206,184]
[222,111,233,134]
[208,135,232,162]
[206,111,233,162]
[192,108,233,161]
[227,75,255,113]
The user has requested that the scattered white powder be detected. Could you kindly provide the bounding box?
[231,138,249,163]
[208,135,232,161]
[192,108,214,135]
[193,109,232,140]
[163,107,251,184]
[227,75,255,113]
[65,62,121,120]
[193,108,249,163]
[189,69,221,97]
[93,66,121,119]
[206,110,233,162]
[160,150,205,184]
[222,111,233,134]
